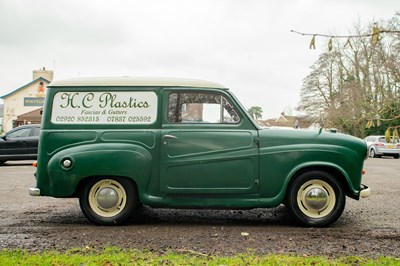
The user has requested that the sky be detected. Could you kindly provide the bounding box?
[0,0,398,119]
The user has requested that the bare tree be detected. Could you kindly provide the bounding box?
[297,13,400,137]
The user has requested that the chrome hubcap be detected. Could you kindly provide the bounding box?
[304,187,328,210]
[88,179,127,218]
[97,187,119,209]
[297,179,336,218]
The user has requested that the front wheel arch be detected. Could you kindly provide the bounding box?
[286,170,346,227]
[286,165,352,198]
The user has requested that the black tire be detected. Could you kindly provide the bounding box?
[79,177,138,225]
[286,171,345,227]
[0,161,5,166]
[393,154,399,159]
[369,149,376,158]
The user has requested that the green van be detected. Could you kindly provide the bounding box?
[30,77,370,227]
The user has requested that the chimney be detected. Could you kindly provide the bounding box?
[33,67,54,82]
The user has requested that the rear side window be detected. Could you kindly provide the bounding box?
[7,128,31,139]
[378,137,399,143]
[31,127,40,136]
[168,92,240,124]
[378,137,386,142]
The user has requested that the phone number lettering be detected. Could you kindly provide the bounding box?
[54,115,152,124]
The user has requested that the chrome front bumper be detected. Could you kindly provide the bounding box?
[29,187,40,196]
[360,184,371,198]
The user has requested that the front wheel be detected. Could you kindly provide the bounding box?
[79,177,138,225]
[286,171,345,227]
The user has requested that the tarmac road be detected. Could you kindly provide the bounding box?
[0,158,399,257]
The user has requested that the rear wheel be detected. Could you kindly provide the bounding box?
[0,160,6,166]
[79,177,138,225]
[393,154,399,159]
[369,149,376,158]
[287,171,345,227]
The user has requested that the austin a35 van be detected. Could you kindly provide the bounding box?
[30,77,370,227]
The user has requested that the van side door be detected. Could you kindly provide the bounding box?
[160,89,259,195]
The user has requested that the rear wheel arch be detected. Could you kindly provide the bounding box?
[75,175,140,198]
[47,143,153,197]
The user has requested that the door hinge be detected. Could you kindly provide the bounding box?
[255,179,260,186]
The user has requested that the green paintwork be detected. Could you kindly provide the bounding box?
[34,77,368,210]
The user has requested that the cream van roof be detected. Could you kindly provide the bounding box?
[48,77,227,89]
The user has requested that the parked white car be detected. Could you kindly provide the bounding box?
[364,135,400,159]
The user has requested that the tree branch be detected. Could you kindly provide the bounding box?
[290,29,400,38]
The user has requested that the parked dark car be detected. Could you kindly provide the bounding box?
[0,124,41,165]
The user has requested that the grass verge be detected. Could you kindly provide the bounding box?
[1,247,399,265]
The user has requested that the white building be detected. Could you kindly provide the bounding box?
[1,68,53,132]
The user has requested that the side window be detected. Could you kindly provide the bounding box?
[31,127,40,136]
[168,92,240,124]
[7,128,31,139]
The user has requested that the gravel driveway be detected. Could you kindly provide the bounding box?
[0,158,399,257]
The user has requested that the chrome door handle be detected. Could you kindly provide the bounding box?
[164,134,178,139]
[163,134,178,145]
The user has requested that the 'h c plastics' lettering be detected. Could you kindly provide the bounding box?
[51,91,157,124]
